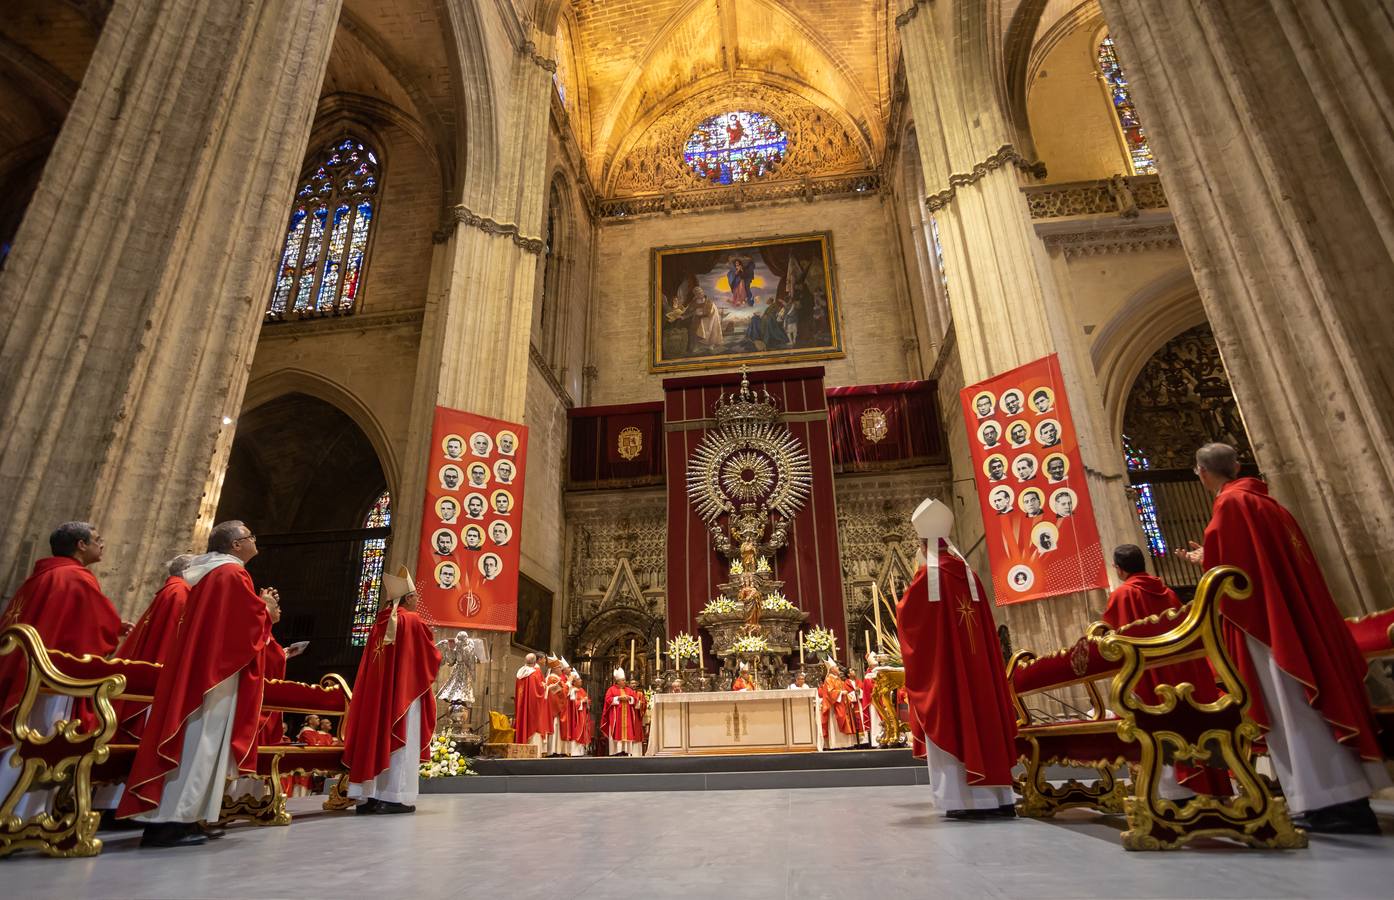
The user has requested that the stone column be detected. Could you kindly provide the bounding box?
[1100,0,1394,613]
[898,1,1144,651]
[0,0,342,612]
[389,41,556,568]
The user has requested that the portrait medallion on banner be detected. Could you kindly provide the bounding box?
[617,425,644,461]
[860,407,888,444]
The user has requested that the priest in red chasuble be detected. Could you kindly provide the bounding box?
[566,672,593,756]
[732,662,756,692]
[117,520,277,848]
[544,659,572,757]
[601,668,643,756]
[112,553,193,740]
[0,522,124,822]
[514,652,551,751]
[1178,443,1387,833]
[1103,544,1231,798]
[896,499,1016,819]
[818,664,857,750]
[343,566,442,815]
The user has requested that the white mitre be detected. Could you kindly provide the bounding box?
[613,667,626,680]
[912,498,953,543]
[380,565,416,644]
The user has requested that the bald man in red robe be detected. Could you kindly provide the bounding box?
[117,520,277,848]
[112,554,193,740]
[514,653,551,751]
[343,566,441,814]
[0,522,124,821]
[1178,443,1387,834]
[1103,544,1231,798]
[897,499,1016,819]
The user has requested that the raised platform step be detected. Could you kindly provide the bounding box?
[424,748,927,794]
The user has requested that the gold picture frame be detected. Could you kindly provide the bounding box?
[650,232,844,372]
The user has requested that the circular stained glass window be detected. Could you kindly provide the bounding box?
[684,110,788,185]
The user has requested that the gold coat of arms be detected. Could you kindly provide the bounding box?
[617,426,643,460]
[860,407,888,444]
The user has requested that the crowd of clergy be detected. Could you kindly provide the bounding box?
[2,439,1389,853]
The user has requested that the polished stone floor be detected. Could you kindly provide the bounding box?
[4,789,1394,899]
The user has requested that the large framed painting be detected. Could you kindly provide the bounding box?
[511,574,554,654]
[650,232,844,372]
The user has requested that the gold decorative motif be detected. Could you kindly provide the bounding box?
[617,426,643,461]
[859,407,888,444]
[1069,636,1091,676]
[871,668,906,746]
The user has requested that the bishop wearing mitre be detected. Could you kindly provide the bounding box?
[896,499,1017,819]
[818,663,858,750]
[343,566,442,815]
[601,668,643,756]
[544,659,572,757]
[514,652,551,751]
[566,672,593,756]
[118,521,277,847]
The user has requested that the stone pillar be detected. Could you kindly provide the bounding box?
[898,1,1144,651]
[1099,0,1394,613]
[389,41,556,569]
[0,0,342,612]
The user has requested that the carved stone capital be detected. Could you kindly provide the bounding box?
[924,144,1047,212]
[449,204,545,255]
[895,0,934,28]
[520,39,557,74]
[1041,223,1182,259]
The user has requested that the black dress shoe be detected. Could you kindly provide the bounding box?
[140,823,210,848]
[195,822,226,840]
[99,809,145,832]
[355,799,382,815]
[1296,798,1382,835]
[376,801,416,815]
[991,803,1017,818]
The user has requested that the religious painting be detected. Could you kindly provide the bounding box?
[512,574,554,654]
[650,232,844,372]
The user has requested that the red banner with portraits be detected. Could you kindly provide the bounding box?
[960,354,1107,604]
[415,406,528,631]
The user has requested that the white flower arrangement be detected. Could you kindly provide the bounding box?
[729,634,771,654]
[667,631,701,662]
[761,591,795,611]
[803,626,836,654]
[729,559,745,576]
[420,733,475,778]
[755,556,771,574]
[701,596,739,616]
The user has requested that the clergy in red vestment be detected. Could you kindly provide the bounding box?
[544,660,572,757]
[732,662,755,691]
[0,523,124,822]
[1103,544,1231,798]
[343,566,442,815]
[514,652,551,750]
[566,672,593,756]
[117,520,277,848]
[1178,443,1387,833]
[896,499,1017,819]
[601,669,643,756]
[818,665,857,750]
[112,554,193,740]
[861,653,884,747]
[255,635,289,746]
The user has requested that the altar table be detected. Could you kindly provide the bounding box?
[645,688,820,756]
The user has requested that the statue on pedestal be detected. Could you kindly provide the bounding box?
[435,630,488,735]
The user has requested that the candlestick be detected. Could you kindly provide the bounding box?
[864,629,871,660]
[799,632,805,665]
[630,638,635,675]
[699,636,705,671]
[657,637,662,671]
[872,582,884,651]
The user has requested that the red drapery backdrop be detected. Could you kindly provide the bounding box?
[663,367,846,654]
[825,380,944,471]
[567,402,665,488]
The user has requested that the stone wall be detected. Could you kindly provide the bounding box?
[1027,19,1127,184]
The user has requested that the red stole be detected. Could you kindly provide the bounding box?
[342,605,442,782]
[600,685,641,745]
[896,543,1017,786]
[112,575,190,739]
[732,676,754,691]
[0,556,121,744]
[117,562,271,818]
[1204,478,1382,760]
[513,666,551,741]
[819,676,854,736]
[256,637,289,745]
[568,687,593,748]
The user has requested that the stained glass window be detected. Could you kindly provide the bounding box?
[352,490,391,646]
[929,214,949,299]
[1123,434,1167,557]
[684,111,788,185]
[266,138,380,321]
[1097,36,1157,176]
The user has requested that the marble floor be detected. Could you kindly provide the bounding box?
[4,788,1394,899]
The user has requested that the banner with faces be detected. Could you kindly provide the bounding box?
[960,354,1107,604]
[417,406,528,630]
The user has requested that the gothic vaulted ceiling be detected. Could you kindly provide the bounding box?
[563,0,902,193]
